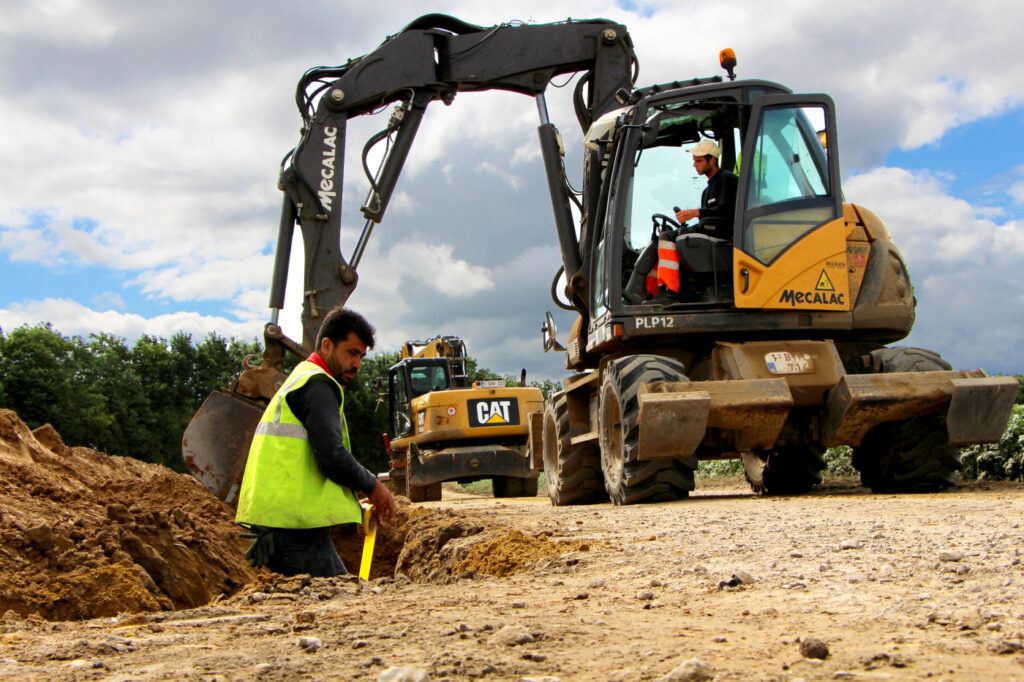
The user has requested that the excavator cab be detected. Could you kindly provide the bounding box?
[583,81,847,356]
[387,358,452,437]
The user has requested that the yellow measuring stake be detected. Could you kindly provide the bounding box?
[359,503,377,580]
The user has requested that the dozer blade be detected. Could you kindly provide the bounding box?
[822,371,1018,447]
[182,390,264,504]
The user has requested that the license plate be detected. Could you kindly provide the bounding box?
[764,351,814,375]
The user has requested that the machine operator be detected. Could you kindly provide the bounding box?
[674,139,738,235]
[640,139,738,304]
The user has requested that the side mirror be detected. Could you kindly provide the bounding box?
[542,311,566,352]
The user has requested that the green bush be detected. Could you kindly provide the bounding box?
[695,448,858,481]
[823,446,857,478]
[697,459,744,478]
[960,404,1024,481]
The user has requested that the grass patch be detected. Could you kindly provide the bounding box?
[452,472,548,497]
[695,459,745,487]
[696,448,860,486]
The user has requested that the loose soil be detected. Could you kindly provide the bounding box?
[0,409,255,620]
[2,409,1024,680]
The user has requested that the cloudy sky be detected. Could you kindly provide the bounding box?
[1,0,1022,380]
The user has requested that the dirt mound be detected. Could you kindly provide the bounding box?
[332,496,414,580]
[0,409,255,621]
[365,507,594,582]
[393,507,489,582]
[0,408,593,622]
[455,529,592,577]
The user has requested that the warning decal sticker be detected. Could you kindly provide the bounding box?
[815,269,835,292]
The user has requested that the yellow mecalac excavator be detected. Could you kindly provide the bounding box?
[183,14,1015,507]
[382,336,542,501]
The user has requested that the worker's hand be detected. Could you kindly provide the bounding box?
[367,480,395,527]
[676,208,699,223]
[242,527,275,568]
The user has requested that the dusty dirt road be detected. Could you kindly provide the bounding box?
[3,479,1024,681]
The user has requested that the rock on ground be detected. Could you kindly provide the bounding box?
[660,658,713,681]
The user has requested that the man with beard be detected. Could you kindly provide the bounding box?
[236,307,395,577]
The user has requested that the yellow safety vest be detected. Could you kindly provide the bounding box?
[235,360,362,528]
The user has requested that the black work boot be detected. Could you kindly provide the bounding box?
[646,285,678,305]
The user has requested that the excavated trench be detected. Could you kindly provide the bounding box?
[333,505,593,584]
[0,410,591,622]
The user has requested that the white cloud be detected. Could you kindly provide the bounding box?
[0,0,122,45]
[846,167,1024,263]
[1010,180,1024,206]
[846,166,1024,373]
[510,140,541,167]
[131,254,274,302]
[0,298,256,342]
[476,161,523,191]
[90,291,124,310]
[386,242,495,297]
[3,0,1024,379]
[386,190,416,215]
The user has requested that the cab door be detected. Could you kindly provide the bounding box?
[388,364,414,438]
[732,95,848,311]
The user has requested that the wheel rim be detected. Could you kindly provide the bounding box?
[542,410,557,473]
[600,383,624,491]
[542,409,559,501]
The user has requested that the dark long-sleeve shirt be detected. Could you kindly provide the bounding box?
[698,169,738,235]
[285,376,378,495]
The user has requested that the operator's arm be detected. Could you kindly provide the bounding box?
[286,378,379,495]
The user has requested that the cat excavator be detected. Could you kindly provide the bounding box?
[182,14,1016,506]
[383,335,542,501]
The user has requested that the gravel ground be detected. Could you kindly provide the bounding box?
[2,479,1023,681]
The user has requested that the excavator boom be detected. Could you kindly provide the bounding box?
[277,15,636,350]
[184,15,637,502]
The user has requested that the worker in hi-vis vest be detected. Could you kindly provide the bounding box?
[236,307,395,577]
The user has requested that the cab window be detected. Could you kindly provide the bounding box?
[408,365,449,397]
[626,146,704,251]
[625,100,741,251]
[742,104,833,264]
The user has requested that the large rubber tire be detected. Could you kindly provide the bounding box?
[492,476,539,498]
[542,392,605,505]
[754,445,826,495]
[852,348,961,493]
[599,355,696,505]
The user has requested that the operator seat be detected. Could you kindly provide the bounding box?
[674,231,733,303]
[675,232,731,273]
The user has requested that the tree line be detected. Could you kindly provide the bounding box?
[0,324,261,471]
[0,324,556,475]
[1,324,1020,482]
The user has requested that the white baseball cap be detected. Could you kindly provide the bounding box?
[687,140,721,158]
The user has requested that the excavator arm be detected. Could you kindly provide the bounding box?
[401,335,470,387]
[275,14,636,350]
[183,15,637,502]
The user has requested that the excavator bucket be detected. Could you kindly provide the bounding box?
[182,390,264,504]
